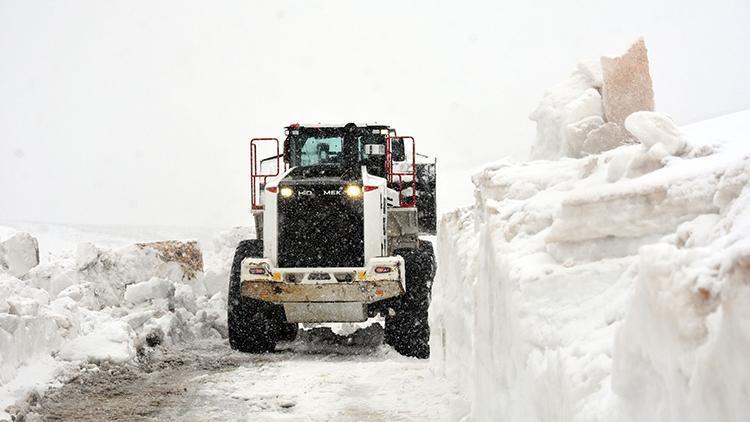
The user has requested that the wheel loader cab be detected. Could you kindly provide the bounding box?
[229,123,436,358]
[282,124,402,179]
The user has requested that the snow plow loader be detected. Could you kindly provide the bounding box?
[227,123,437,358]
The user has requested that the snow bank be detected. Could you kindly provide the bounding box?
[431,109,750,421]
[0,226,250,417]
[611,159,750,422]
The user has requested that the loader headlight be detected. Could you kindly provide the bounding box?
[280,187,294,198]
[344,184,362,199]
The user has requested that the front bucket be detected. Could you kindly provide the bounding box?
[283,302,368,323]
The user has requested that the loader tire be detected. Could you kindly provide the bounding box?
[227,239,282,353]
[278,323,298,342]
[385,240,435,359]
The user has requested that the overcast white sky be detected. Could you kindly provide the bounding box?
[1,0,749,228]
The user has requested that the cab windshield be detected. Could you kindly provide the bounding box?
[285,127,403,176]
[298,136,349,166]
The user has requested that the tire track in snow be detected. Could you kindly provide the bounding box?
[15,328,460,421]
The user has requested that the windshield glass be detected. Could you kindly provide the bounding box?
[287,128,393,171]
[299,136,345,166]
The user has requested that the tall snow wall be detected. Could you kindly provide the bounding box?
[431,108,750,420]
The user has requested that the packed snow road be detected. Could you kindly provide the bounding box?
[15,326,459,421]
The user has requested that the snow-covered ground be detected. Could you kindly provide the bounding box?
[9,335,458,421]
[430,105,750,421]
[173,344,458,421]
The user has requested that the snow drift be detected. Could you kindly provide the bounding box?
[0,226,251,417]
[432,84,750,419]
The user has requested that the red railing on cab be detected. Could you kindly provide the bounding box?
[249,138,282,210]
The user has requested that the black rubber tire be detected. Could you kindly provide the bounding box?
[385,306,430,359]
[227,239,283,353]
[385,240,435,359]
[278,322,299,342]
[419,240,436,281]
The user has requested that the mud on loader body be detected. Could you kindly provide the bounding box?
[228,123,436,358]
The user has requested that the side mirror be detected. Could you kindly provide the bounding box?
[390,138,406,162]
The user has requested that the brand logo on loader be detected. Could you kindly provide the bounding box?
[323,190,341,196]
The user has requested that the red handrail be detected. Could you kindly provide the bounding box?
[250,138,280,210]
[386,136,417,207]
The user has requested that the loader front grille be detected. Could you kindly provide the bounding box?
[277,184,364,268]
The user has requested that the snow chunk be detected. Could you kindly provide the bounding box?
[75,242,100,270]
[582,122,634,155]
[565,115,604,158]
[58,320,135,363]
[174,283,198,314]
[625,111,687,155]
[529,65,603,160]
[124,277,175,305]
[54,243,187,307]
[577,58,603,88]
[56,282,100,310]
[0,233,40,277]
[135,240,203,280]
[197,226,254,297]
[564,88,602,125]
[202,269,228,297]
[7,296,41,316]
[0,274,64,385]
